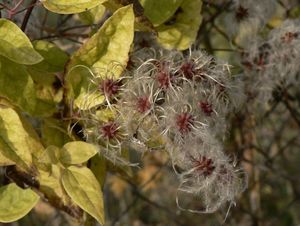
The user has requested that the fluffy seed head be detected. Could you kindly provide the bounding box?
[101,121,119,140]
[199,101,213,116]
[156,71,172,89]
[235,5,249,22]
[176,112,194,134]
[180,61,197,80]
[191,155,216,177]
[281,31,298,44]
[136,96,151,113]
[100,79,121,98]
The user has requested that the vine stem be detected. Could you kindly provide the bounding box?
[21,0,38,32]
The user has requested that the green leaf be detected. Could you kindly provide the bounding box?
[66,5,134,109]
[0,57,57,117]
[31,40,69,73]
[139,0,183,26]
[0,19,43,65]
[0,183,39,223]
[0,108,35,171]
[62,166,105,224]
[78,5,106,25]
[156,0,203,50]
[41,0,106,14]
[60,141,98,165]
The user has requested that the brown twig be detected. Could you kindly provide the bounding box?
[37,33,89,40]
[283,97,300,128]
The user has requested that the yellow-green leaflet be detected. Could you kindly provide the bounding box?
[0,19,43,65]
[41,119,72,148]
[0,108,41,171]
[62,166,105,224]
[41,0,106,14]
[0,56,59,117]
[31,40,69,73]
[139,0,183,26]
[156,0,203,50]
[38,163,74,207]
[0,183,39,223]
[90,155,107,188]
[60,141,98,165]
[78,5,106,25]
[39,145,61,165]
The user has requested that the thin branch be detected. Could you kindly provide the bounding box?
[132,190,184,226]
[111,165,166,225]
[61,24,95,32]
[57,14,73,27]
[37,33,89,40]
[271,135,298,160]
[283,96,300,128]
[21,0,38,32]
[110,197,139,226]
[112,164,184,226]
[40,9,48,36]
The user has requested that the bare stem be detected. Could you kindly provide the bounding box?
[21,0,38,32]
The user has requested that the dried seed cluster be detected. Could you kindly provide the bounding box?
[73,48,247,213]
[242,19,300,106]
